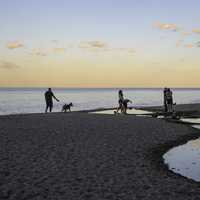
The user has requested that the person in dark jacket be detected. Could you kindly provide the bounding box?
[163,87,168,112]
[44,88,59,113]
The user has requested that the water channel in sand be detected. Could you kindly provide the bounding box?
[163,119,200,182]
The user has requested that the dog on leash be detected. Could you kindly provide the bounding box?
[61,103,73,112]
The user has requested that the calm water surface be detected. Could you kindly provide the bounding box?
[163,122,200,182]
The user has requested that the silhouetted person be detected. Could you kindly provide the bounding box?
[122,99,132,114]
[166,88,173,112]
[163,87,168,112]
[45,88,59,113]
[116,90,124,113]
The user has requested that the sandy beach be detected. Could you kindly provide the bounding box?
[0,104,200,199]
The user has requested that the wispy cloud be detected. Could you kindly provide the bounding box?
[31,49,46,56]
[0,60,20,69]
[51,40,59,43]
[78,41,135,55]
[53,48,66,53]
[154,22,180,32]
[184,44,194,48]
[193,29,200,35]
[79,41,108,49]
[114,48,136,54]
[176,39,184,47]
[153,22,200,49]
[124,48,135,54]
[181,31,191,36]
[6,41,24,49]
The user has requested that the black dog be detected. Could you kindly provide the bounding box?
[61,103,73,112]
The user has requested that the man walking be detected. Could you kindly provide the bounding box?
[44,88,59,113]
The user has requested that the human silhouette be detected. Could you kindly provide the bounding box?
[44,88,59,113]
[122,99,132,114]
[166,88,173,112]
[116,90,124,113]
[163,88,168,112]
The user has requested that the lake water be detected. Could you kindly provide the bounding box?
[0,88,200,115]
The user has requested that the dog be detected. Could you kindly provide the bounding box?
[61,103,73,112]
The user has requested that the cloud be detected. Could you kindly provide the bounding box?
[154,22,180,32]
[126,48,135,54]
[184,44,193,48]
[6,41,24,49]
[88,41,107,48]
[115,48,136,54]
[181,32,191,36]
[193,29,200,35]
[51,40,59,43]
[31,49,46,56]
[0,60,20,69]
[53,48,66,53]
[78,41,136,55]
[176,39,184,47]
[79,41,108,49]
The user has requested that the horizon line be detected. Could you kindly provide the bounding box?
[1,86,200,90]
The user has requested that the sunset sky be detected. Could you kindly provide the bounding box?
[0,0,200,88]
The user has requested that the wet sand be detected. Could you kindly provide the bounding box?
[1,105,200,199]
[140,103,200,116]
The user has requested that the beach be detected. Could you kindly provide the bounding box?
[0,105,200,199]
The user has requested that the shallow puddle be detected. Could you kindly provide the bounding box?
[163,125,200,182]
[192,125,200,129]
[180,118,200,124]
[90,108,152,115]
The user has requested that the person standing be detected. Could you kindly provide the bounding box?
[163,88,168,112]
[44,88,59,113]
[116,90,124,113]
[166,88,173,112]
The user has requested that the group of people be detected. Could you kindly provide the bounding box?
[44,88,175,114]
[44,88,133,114]
[163,87,174,112]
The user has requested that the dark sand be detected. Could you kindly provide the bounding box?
[0,105,200,199]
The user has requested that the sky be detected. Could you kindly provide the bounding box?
[0,0,200,88]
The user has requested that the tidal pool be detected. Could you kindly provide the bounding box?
[163,124,200,182]
[90,108,152,115]
[181,118,200,124]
